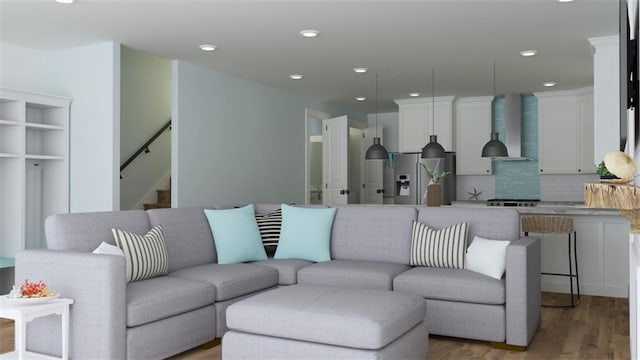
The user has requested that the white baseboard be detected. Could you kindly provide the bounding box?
[131,170,171,210]
[542,279,628,298]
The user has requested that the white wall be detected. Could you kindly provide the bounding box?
[589,35,621,162]
[1,41,121,212]
[120,47,171,209]
[367,112,399,153]
[172,61,364,207]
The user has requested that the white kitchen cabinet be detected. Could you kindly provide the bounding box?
[535,87,595,174]
[395,96,454,153]
[0,88,70,259]
[454,96,493,175]
[537,214,628,298]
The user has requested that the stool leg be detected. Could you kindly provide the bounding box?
[573,230,580,302]
[568,234,575,307]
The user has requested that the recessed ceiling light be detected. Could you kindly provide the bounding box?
[55,0,74,3]
[409,93,420,97]
[199,44,216,52]
[558,0,574,2]
[353,67,368,74]
[289,74,303,80]
[520,50,538,57]
[300,30,320,38]
[355,97,366,101]
[543,82,557,87]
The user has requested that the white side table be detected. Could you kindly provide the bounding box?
[0,297,73,360]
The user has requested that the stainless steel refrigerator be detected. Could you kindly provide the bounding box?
[392,152,456,205]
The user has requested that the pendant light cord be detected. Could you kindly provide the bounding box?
[492,61,496,133]
[432,68,435,135]
[375,73,379,138]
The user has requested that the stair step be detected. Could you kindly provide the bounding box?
[156,189,171,204]
[144,203,171,210]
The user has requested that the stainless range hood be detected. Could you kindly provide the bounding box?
[497,93,532,161]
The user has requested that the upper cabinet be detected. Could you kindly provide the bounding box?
[454,96,493,175]
[535,87,595,175]
[395,96,454,153]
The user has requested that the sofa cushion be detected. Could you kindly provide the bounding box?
[393,266,505,305]
[274,205,337,263]
[205,205,268,264]
[170,263,278,301]
[112,225,169,282]
[252,259,313,285]
[126,275,216,327]
[417,207,519,242]
[226,285,425,350]
[45,210,150,252]
[146,207,217,272]
[297,260,411,290]
[410,221,468,269]
[330,206,416,264]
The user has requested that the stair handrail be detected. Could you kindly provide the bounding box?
[120,119,171,174]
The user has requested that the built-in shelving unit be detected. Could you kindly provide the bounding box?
[0,88,70,260]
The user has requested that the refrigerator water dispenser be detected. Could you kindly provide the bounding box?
[396,175,411,196]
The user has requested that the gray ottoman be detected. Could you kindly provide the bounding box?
[222,285,428,359]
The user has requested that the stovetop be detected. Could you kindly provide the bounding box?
[487,199,540,207]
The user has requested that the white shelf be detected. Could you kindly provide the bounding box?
[25,154,64,160]
[25,122,64,131]
[0,153,20,158]
[0,120,21,127]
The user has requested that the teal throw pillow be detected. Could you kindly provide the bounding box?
[204,204,268,264]
[274,204,337,262]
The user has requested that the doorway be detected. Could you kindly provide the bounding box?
[305,109,330,205]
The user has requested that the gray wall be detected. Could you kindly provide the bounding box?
[120,47,171,209]
[172,61,364,207]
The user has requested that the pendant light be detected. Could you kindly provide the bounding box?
[365,73,389,160]
[481,62,508,158]
[421,68,446,159]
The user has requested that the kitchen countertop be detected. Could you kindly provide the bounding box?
[449,200,621,216]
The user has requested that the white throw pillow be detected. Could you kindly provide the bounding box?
[466,236,510,280]
[92,241,124,256]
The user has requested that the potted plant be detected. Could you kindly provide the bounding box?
[420,163,450,207]
[597,161,618,180]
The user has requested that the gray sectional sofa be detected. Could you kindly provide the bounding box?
[15,204,541,359]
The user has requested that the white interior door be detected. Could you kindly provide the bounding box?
[362,125,384,204]
[323,116,349,205]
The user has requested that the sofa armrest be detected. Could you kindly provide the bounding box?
[15,249,127,359]
[505,236,541,347]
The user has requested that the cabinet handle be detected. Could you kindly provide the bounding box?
[578,169,581,173]
[540,169,544,173]
[486,169,490,173]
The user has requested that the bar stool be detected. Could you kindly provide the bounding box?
[521,215,580,307]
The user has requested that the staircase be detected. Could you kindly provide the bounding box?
[143,188,171,210]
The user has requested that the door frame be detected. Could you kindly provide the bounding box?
[305,108,331,205]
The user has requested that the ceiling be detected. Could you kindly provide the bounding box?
[0,0,619,113]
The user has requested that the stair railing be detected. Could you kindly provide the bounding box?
[120,119,171,178]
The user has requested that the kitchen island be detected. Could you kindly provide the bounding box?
[450,201,629,298]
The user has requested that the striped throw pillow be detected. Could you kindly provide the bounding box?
[410,221,468,269]
[255,209,282,256]
[112,225,169,282]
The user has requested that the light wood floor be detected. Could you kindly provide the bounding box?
[0,293,630,359]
